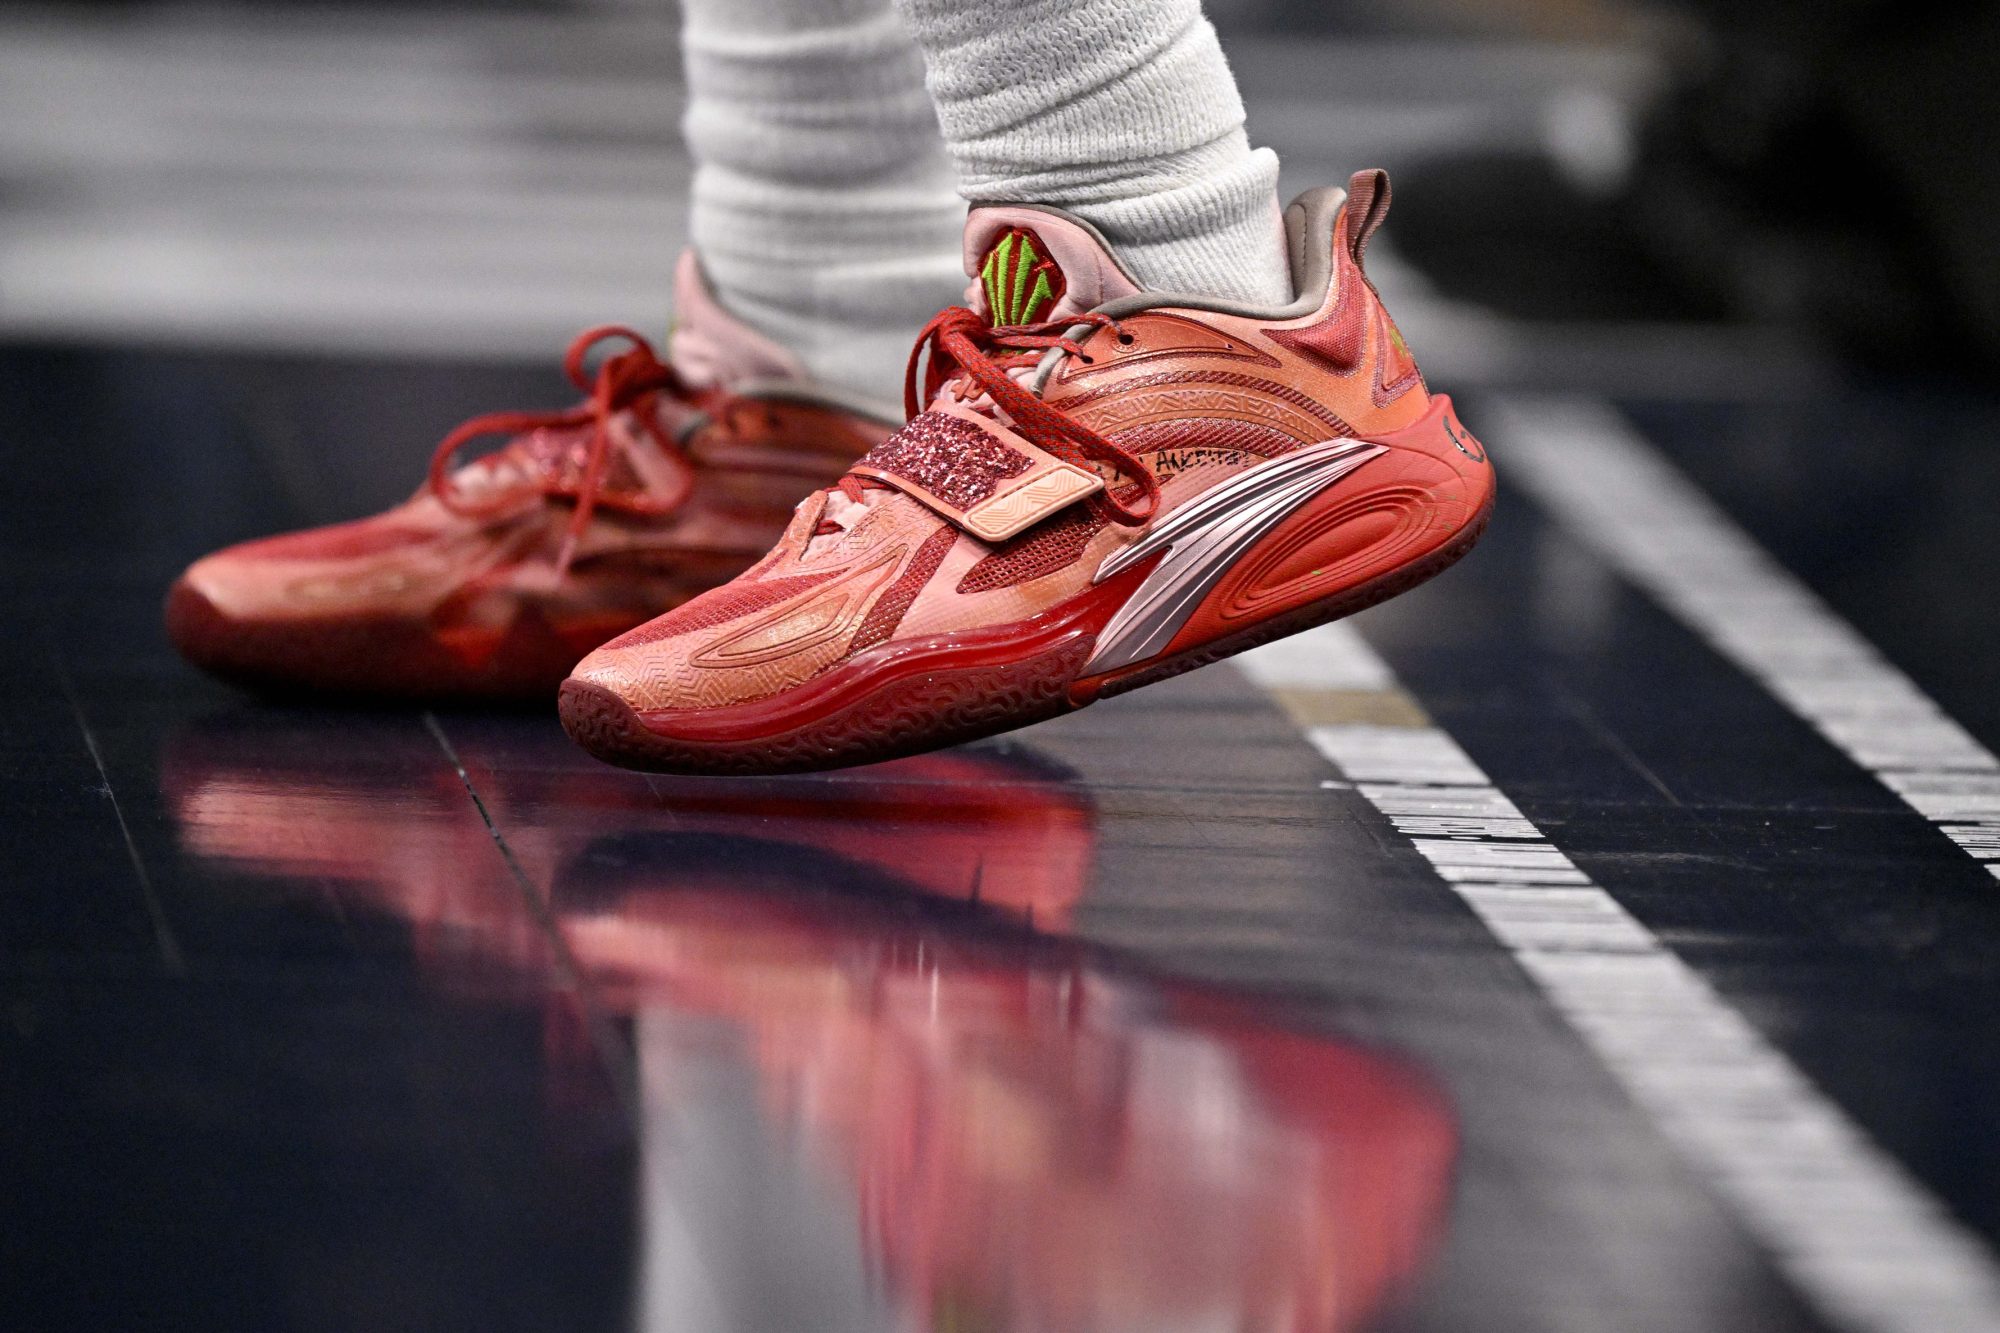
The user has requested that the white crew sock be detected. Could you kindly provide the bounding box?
[891,0,1291,307]
[680,0,967,402]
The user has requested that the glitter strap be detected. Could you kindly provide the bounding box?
[851,401,1104,543]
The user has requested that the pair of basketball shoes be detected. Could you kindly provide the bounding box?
[169,171,1494,774]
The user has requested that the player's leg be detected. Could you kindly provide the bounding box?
[681,0,964,401]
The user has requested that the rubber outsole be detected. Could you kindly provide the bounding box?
[557,491,1494,776]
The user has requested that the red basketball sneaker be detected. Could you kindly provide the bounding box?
[560,171,1494,771]
[166,253,898,701]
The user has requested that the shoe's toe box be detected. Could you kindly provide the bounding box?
[557,537,937,771]
[165,513,477,695]
[558,619,756,773]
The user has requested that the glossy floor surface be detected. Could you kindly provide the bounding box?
[5,7,2000,1333]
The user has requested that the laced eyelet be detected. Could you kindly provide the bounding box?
[902,304,1161,525]
[1116,332,1136,347]
[427,324,694,579]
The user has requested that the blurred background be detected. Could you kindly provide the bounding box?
[5,0,1993,378]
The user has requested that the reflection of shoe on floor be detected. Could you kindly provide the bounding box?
[162,721,1092,964]
[163,723,1456,1329]
[562,170,1495,774]
[159,715,584,972]
[166,253,898,702]
[629,749,1098,927]
[557,833,1457,1333]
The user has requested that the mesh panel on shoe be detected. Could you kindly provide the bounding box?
[850,525,959,652]
[1266,256,1372,376]
[1061,370,1356,438]
[603,568,837,650]
[957,506,1108,595]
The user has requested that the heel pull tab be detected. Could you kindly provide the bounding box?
[1341,168,1392,269]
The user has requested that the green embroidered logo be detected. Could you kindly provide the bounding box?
[980,228,1065,326]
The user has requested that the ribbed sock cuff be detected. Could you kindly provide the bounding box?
[1062,140,1287,304]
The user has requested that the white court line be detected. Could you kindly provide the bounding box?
[1490,395,2000,882]
[1238,625,2000,1333]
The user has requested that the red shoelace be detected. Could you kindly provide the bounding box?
[828,307,1160,527]
[427,325,697,576]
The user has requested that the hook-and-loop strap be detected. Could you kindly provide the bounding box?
[851,401,1103,543]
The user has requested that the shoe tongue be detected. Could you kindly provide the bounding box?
[506,418,654,495]
[963,207,1142,327]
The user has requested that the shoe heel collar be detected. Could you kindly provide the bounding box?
[1089,174,1383,325]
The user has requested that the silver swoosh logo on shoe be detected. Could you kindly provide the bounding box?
[1084,438,1387,675]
